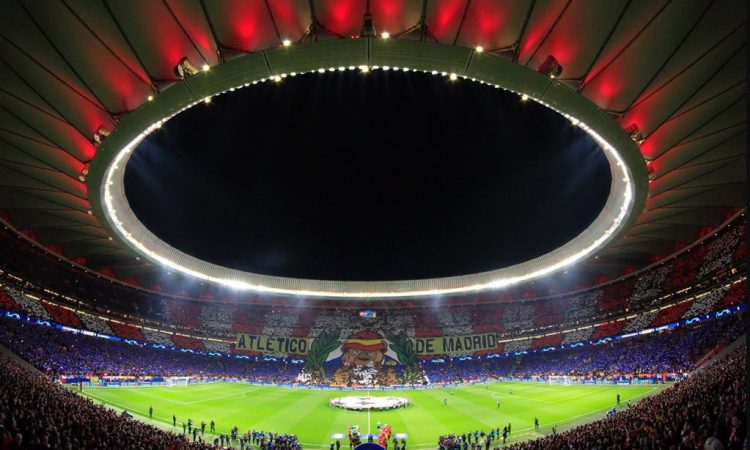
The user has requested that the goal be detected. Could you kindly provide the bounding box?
[547,375,572,385]
[166,376,192,387]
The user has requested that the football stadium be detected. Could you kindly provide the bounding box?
[0,1,746,449]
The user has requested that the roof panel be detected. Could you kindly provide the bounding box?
[620,23,745,138]
[424,0,469,43]
[103,0,214,80]
[7,210,94,229]
[630,224,701,243]
[313,0,368,38]
[0,161,85,198]
[580,0,705,109]
[636,206,728,227]
[454,0,532,51]
[20,1,152,113]
[0,130,84,177]
[640,87,745,160]
[0,189,88,211]
[268,0,312,43]
[202,0,279,52]
[370,0,422,37]
[653,131,745,176]
[523,0,629,79]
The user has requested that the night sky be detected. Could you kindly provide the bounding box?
[124,70,611,281]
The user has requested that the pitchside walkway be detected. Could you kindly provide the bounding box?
[77,393,239,448]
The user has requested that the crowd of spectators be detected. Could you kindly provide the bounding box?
[507,344,746,450]
[0,303,744,449]
[1,214,745,345]
[244,431,300,450]
[422,359,515,384]
[420,313,744,383]
[439,427,516,450]
[0,354,217,449]
[512,312,744,378]
[0,315,301,382]
[0,225,162,320]
[0,310,742,386]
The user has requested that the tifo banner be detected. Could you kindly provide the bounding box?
[237,330,501,386]
[235,334,312,354]
[235,332,499,357]
[413,333,499,355]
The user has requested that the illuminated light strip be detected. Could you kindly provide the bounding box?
[100,63,639,298]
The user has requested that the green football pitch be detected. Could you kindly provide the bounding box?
[77,381,663,447]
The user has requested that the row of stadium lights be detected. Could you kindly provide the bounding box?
[91,34,647,186]
[144,33,543,105]
[105,35,564,139]
[98,43,635,297]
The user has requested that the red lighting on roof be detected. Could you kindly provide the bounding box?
[428,0,466,41]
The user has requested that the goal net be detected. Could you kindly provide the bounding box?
[166,377,192,387]
[547,375,572,385]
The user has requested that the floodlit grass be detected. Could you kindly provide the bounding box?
[77,381,663,447]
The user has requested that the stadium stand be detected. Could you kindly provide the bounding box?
[0,211,744,448]
[720,282,746,308]
[0,274,743,358]
[508,345,746,450]
[40,301,83,329]
[0,275,742,358]
[590,320,627,340]
[77,313,112,335]
[0,354,217,449]
[142,328,177,347]
[0,315,303,381]
[107,321,146,341]
[0,309,741,385]
[436,344,746,450]
[171,334,205,351]
[1,216,744,332]
[512,314,744,378]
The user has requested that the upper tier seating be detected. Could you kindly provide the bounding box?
[0,216,745,355]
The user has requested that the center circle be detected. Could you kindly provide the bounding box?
[330,396,410,411]
[124,70,610,282]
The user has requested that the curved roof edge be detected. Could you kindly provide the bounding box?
[89,39,648,299]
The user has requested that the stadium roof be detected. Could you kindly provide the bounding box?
[0,0,745,298]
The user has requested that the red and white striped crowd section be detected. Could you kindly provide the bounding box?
[0,215,744,358]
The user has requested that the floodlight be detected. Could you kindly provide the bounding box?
[78,165,89,182]
[625,124,645,145]
[93,126,110,145]
[174,57,199,79]
[537,55,562,78]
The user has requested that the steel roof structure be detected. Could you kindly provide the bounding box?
[0,0,745,298]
